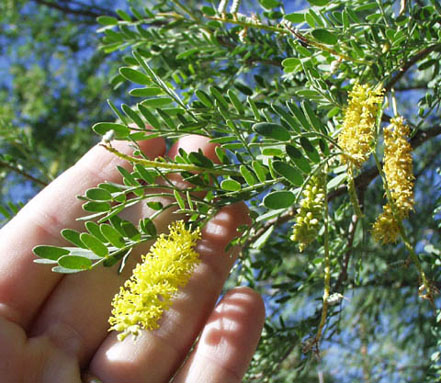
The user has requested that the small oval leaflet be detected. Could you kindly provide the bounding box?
[284,13,305,23]
[58,255,93,271]
[92,122,129,139]
[311,29,338,45]
[129,87,163,97]
[286,145,312,173]
[119,67,151,85]
[33,245,70,260]
[263,190,296,209]
[300,137,321,163]
[100,224,125,248]
[221,178,242,191]
[80,233,109,258]
[273,161,303,186]
[253,122,291,141]
[86,188,112,201]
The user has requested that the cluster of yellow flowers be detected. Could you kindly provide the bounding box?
[372,117,414,243]
[338,83,384,167]
[109,220,201,340]
[291,175,325,252]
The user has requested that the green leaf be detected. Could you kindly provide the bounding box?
[271,104,301,133]
[252,160,268,182]
[253,122,291,141]
[138,104,161,129]
[86,221,107,242]
[228,89,245,115]
[287,102,312,131]
[286,145,311,173]
[259,0,280,9]
[92,122,130,139]
[311,29,338,45]
[86,188,112,201]
[120,67,151,85]
[273,161,303,186]
[174,190,186,209]
[284,13,305,23]
[97,16,118,26]
[201,6,216,16]
[240,165,257,186]
[210,86,229,110]
[301,101,324,132]
[58,255,92,270]
[80,233,108,257]
[116,9,132,21]
[83,201,111,212]
[100,224,125,248]
[121,104,144,130]
[300,137,321,163]
[129,87,163,97]
[118,166,141,187]
[221,178,242,191]
[234,82,253,96]
[121,221,141,240]
[195,90,213,107]
[263,190,295,209]
[134,164,155,184]
[52,266,84,274]
[140,217,157,236]
[327,173,347,189]
[176,48,199,60]
[282,57,301,67]
[252,225,275,249]
[141,98,173,107]
[61,229,86,248]
[33,245,70,260]
[188,151,214,168]
[147,201,163,210]
[307,0,329,6]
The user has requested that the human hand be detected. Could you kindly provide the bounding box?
[0,135,265,383]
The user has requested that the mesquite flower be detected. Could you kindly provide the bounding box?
[373,117,414,243]
[109,220,201,340]
[338,83,384,167]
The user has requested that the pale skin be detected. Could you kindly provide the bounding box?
[0,135,265,383]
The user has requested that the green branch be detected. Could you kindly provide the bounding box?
[101,144,239,176]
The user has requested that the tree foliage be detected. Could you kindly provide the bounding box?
[2,0,441,381]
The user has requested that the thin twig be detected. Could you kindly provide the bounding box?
[0,160,48,187]
[32,0,116,19]
[101,143,240,176]
[384,43,441,91]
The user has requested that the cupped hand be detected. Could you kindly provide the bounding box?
[0,135,265,383]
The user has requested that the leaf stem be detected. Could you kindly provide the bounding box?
[101,143,239,176]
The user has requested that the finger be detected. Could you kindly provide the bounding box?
[88,203,251,383]
[0,137,166,328]
[173,287,265,383]
[29,136,222,367]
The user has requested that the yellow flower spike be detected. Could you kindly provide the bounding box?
[372,117,414,243]
[291,175,325,252]
[109,220,201,341]
[338,83,384,167]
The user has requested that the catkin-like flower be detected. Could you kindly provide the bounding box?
[338,83,384,167]
[372,117,414,243]
[109,220,201,340]
[291,175,325,252]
